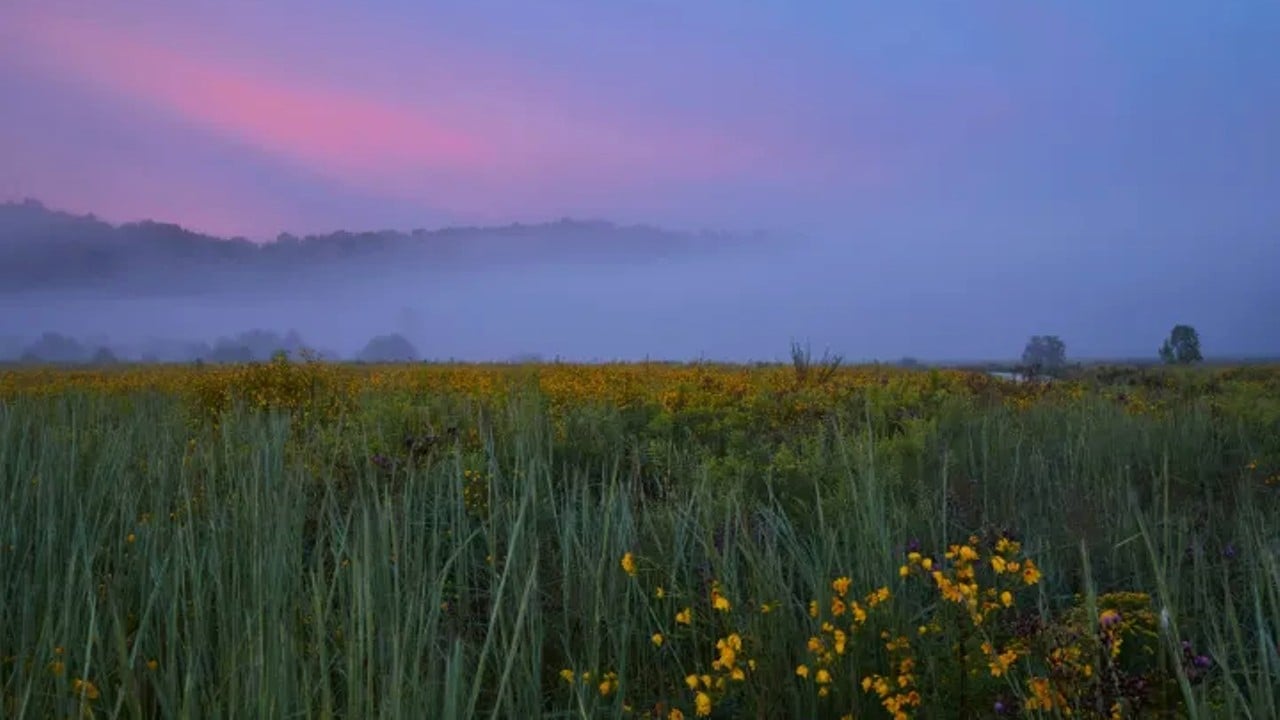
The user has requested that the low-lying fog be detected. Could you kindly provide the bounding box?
[3,226,1275,363]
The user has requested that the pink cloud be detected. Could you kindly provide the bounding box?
[19,14,492,181]
[10,10,813,218]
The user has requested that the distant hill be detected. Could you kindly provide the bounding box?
[0,199,728,296]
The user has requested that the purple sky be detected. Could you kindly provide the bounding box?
[0,1,1277,359]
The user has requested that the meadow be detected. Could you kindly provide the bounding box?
[1,357,1278,718]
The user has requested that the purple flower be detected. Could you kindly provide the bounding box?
[1193,655,1212,669]
[1223,543,1238,560]
[994,700,1008,714]
[906,538,922,553]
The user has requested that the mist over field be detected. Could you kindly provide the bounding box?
[1,200,1276,363]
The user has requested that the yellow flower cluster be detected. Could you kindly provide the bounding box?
[677,606,757,716]
[0,358,1111,423]
[462,468,490,517]
[613,555,760,718]
[559,668,620,698]
[860,633,921,720]
[585,539,1166,717]
[796,577,892,699]
[899,535,1040,629]
[1025,675,1069,712]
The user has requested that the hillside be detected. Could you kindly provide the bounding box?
[0,200,722,296]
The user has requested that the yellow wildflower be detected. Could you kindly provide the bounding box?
[676,607,692,625]
[851,601,868,624]
[996,537,1021,555]
[71,678,99,700]
[620,552,637,577]
[651,632,664,647]
[1022,560,1042,585]
[832,576,852,597]
[694,692,712,717]
[831,596,847,616]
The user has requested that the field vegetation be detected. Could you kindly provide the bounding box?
[2,356,1278,718]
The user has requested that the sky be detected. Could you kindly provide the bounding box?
[0,0,1277,360]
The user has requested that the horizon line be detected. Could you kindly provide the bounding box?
[1,196,770,244]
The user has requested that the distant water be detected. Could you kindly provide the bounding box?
[988,371,1026,382]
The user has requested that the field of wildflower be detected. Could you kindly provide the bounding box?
[2,357,1279,718]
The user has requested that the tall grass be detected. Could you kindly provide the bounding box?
[1,377,1277,717]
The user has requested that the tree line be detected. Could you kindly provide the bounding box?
[3,330,420,365]
[1020,324,1204,378]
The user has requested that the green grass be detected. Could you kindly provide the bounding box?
[1,382,1278,718]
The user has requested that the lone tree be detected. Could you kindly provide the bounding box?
[1021,335,1067,375]
[1159,325,1203,365]
[358,333,419,363]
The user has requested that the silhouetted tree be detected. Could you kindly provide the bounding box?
[1021,335,1067,376]
[90,347,119,365]
[358,334,419,363]
[1159,325,1203,365]
[19,332,88,363]
[209,341,254,363]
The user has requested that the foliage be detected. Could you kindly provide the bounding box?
[1159,325,1203,365]
[1,360,1278,717]
[358,333,420,363]
[789,341,843,386]
[1021,335,1067,376]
